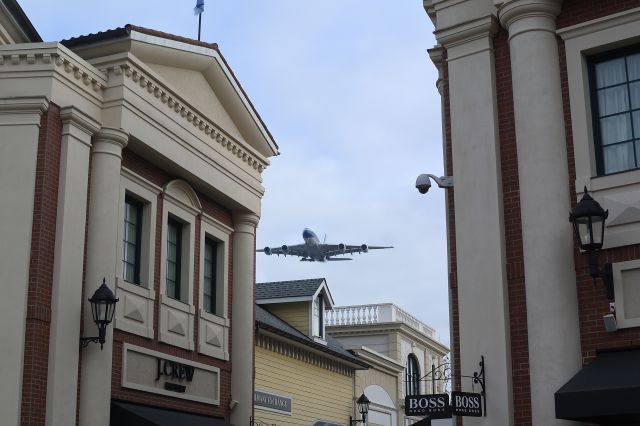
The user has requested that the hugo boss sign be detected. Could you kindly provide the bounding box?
[404,394,451,419]
[451,391,482,417]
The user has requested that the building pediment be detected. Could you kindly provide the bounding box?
[63,25,278,159]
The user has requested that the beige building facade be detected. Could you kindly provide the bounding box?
[424,0,640,424]
[0,2,278,425]
[254,279,370,426]
[326,303,449,426]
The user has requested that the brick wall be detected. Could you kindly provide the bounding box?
[21,103,62,426]
[109,150,234,419]
[557,0,640,362]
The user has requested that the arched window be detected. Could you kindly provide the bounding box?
[405,354,420,396]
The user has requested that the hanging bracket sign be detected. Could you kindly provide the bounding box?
[404,394,451,419]
[451,391,482,417]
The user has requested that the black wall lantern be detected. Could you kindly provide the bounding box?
[350,393,370,425]
[80,278,119,349]
[569,187,613,299]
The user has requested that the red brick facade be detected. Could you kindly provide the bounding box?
[441,1,640,424]
[21,103,61,426]
[110,150,235,419]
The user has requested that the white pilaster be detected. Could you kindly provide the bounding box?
[0,96,48,426]
[78,127,128,426]
[230,211,259,426]
[498,1,582,425]
[46,107,100,426]
[436,17,514,426]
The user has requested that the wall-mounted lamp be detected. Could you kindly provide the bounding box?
[350,393,370,425]
[80,278,119,349]
[569,187,614,300]
[415,174,453,194]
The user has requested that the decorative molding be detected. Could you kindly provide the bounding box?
[163,179,203,214]
[100,63,268,174]
[557,6,640,40]
[498,0,562,36]
[0,49,107,92]
[435,15,499,50]
[256,333,355,377]
[59,106,101,141]
[0,95,49,114]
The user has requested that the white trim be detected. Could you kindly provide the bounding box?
[198,214,231,359]
[558,7,640,249]
[159,181,198,350]
[121,343,220,405]
[257,296,315,304]
[612,259,640,328]
[114,170,159,339]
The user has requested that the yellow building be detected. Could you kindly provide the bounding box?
[254,278,369,426]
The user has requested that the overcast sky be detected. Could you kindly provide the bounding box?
[21,0,449,347]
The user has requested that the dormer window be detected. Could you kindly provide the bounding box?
[312,296,324,338]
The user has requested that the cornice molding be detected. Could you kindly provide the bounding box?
[0,95,49,114]
[435,15,499,49]
[256,332,356,377]
[101,62,269,175]
[498,0,561,38]
[60,106,101,139]
[557,6,640,40]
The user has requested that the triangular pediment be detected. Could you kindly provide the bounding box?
[127,29,278,157]
[145,62,243,142]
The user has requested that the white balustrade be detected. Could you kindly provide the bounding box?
[326,303,436,339]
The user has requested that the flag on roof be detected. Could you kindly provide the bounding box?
[194,0,204,15]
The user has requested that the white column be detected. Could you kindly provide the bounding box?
[46,107,100,426]
[0,96,48,426]
[437,16,514,425]
[78,127,128,426]
[230,211,259,426]
[498,1,582,425]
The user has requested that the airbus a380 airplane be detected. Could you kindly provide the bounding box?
[257,228,393,262]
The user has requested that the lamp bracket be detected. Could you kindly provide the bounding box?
[588,253,614,300]
[426,174,454,188]
[79,336,101,349]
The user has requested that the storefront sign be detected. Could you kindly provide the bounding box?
[122,344,220,405]
[405,394,451,419]
[254,390,292,415]
[451,391,482,417]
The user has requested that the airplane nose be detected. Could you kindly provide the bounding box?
[303,229,313,239]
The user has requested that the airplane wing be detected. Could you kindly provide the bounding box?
[257,244,308,258]
[323,244,393,258]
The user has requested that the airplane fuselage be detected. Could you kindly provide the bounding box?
[302,228,325,262]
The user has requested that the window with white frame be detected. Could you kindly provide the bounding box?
[123,196,143,285]
[115,170,159,338]
[589,46,640,175]
[166,217,184,300]
[405,354,420,396]
[312,296,324,338]
[203,237,218,314]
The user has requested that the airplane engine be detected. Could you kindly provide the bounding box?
[360,244,368,253]
[338,243,346,253]
[281,245,289,253]
[264,247,271,255]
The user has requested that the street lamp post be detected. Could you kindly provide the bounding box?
[350,393,370,425]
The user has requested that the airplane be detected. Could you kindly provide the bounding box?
[257,228,393,262]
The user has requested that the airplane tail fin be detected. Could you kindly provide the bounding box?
[323,234,327,244]
[326,258,352,261]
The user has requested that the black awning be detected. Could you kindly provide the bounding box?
[111,400,233,426]
[555,348,640,423]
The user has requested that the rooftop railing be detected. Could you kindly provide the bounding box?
[325,303,437,339]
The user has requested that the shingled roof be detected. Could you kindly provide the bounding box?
[256,278,327,301]
[255,304,368,368]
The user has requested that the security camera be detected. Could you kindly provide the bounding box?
[416,174,432,194]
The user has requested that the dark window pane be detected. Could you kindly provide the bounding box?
[203,238,217,314]
[166,219,182,300]
[596,58,626,88]
[631,82,640,110]
[628,53,640,80]
[123,198,142,284]
[600,113,632,145]
[598,86,629,115]
[604,143,636,174]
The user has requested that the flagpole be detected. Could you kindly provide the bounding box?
[198,13,202,41]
